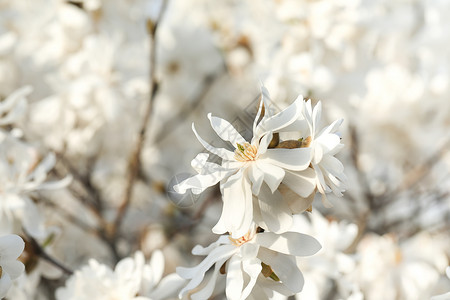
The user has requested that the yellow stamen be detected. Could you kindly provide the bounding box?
[229,230,255,246]
[0,266,2,278]
[261,262,280,281]
[234,142,258,162]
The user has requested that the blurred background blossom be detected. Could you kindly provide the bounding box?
[0,0,449,299]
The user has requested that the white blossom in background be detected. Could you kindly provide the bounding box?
[292,212,358,300]
[0,86,31,127]
[56,250,184,300]
[0,234,25,299]
[175,88,314,237]
[177,224,321,300]
[0,131,71,239]
[352,232,448,300]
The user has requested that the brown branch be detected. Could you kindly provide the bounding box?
[24,232,73,276]
[110,0,169,239]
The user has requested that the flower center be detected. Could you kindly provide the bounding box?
[234,143,258,162]
[229,230,255,246]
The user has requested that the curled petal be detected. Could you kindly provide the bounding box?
[192,123,235,161]
[258,248,305,294]
[208,113,247,147]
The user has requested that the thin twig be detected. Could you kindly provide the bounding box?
[24,232,73,276]
[110,0,169,238]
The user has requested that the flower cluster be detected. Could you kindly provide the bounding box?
[174,87,346,298]
[56,251,184,300]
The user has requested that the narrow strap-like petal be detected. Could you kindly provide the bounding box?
[208,113,247,147]
[192,123,235,161]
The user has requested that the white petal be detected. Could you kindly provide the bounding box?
[254,99,302,141]
[0,272,12,299]
[1,260,25,280]
[241,257,262,300]
[240,242,259,260]
[223,173,253,239]
[252,87,266,134]
[208,114,247,147]
[177,247,236,298]
[258,248,304,293]
[318,118,343,136]
[256,132,273,156]
[258,184,293,234]
[226,255,244,300]
[0,235,24,260]
[282,168,316,198]
[255,232,321,257]
[312,101,322,134]
[281,187,315,214]
[248,164,264,195]
[192,236,231,255]
[260,148,311,171]
[174,166,235,194]
[147,250,164,287]
[191,153,209,172]
[316,134,340,155]
[192,123,235,161]
[191,258,226,300]
[256,161,285,193]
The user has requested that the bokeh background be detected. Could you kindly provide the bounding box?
[0,0,449,299]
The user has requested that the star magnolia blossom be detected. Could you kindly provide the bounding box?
[177,226,321,300]
[275,99,346,210]
[301,100,347,207]
[56,250,185,300]
[174,87,314,237]
[0,234,25,299]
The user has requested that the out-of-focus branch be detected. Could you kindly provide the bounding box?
[110,0,169,239]
[24,232,73,276]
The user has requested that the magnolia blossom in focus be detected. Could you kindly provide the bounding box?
[0,234,25,299]
[174,87,313,237]
[56,250,184,300]
[177,225,321,300]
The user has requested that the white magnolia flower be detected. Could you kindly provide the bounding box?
[353,233,447,300]
[0,131,72,238]
[0,234,25,299]
[177,225,321,300]
[56,250,184,300]
[303,101,346,202]
[175,87,313,237]
[283,100,346,208]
